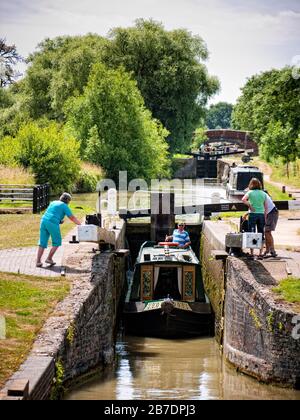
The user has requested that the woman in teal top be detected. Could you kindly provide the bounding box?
[242,178,267,258]
[36,193,81,267]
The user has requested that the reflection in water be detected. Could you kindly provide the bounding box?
[66,336,300,400]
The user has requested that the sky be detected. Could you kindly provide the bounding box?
[1,0,300,104]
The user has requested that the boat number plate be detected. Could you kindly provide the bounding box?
[144,301,192,311]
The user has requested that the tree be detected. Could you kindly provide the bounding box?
[190,127,208,151]
[261,122,300,178]
[21,34,107,120]
[0,38,22,87]
[65,63,170,181]
[102,19,219,152]
[232,67,300,169]
[232,67,300,143]
[206,102,233,129]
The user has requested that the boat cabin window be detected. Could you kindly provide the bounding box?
[236,172,264,191]
[154,267,182,300]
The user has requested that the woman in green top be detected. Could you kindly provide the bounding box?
[242,178,267,258]
[36,193,81,267]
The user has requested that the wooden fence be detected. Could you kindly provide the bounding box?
[0,183,50,213]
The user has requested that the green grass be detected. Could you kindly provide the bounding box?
[0,193,98,250]
[0,202,32,209]
[172,154,193,159]
[273,277,300,308]
[0,272,69,387]
[269,160,300,190]
[264,182,290,201]
[219,211,245,219]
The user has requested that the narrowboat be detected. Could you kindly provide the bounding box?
[123,241,213,338]
[226,165,264,200]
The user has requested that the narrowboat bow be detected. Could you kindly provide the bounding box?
[123,241,213,338]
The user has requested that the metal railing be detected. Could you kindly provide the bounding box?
[0,183,50,213]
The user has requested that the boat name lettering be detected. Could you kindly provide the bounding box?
[144,301,192,311]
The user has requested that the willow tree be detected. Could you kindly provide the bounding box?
[102,19,219,152]
[20,34,107,120]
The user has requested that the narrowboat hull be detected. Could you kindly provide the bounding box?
[123,301,214,338]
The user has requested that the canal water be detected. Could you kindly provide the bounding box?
[67,187,300,400]
[66,335,300,400]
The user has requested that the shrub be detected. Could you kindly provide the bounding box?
[66,63,170,182]
[74,162,103,193]
[0,136,21,166]
[15,121,81,194]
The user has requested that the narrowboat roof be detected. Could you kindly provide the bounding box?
[230,165,262,174]
[137,241,200,265]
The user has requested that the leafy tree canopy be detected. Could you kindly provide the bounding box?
[21,34,107,120]
[190,127,208,151]
[232,67,300,142]
[206,101,233,129]
[65,63,170,181]
[102,19,219,152]
[232,67,300,166]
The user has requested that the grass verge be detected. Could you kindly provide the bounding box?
[264,182,290,201]
[269,160,300,190]
[273,277,300,309]
[0,272,69,387]
[0,165,35,185]
[0,193,97,250]
[172,154,193,159]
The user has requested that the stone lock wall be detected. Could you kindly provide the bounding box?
[201,221,231,344]
[201,234,225,344]
[1,222,127,400]
[224,257,300,388]
[201,220,300,388]
[173,158,197,179]
[217,160,231,184]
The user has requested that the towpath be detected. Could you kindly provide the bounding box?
[0,227,79,277]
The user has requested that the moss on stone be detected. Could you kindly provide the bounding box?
[51,358,65,400]
[249,308,262,330]
[266,311,275,333]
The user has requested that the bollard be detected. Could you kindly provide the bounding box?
[282,186,286,194]
[69,235,79,244]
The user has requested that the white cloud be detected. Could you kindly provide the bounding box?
[1,0,299,103]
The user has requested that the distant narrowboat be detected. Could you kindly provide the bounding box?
[226,166,264,200]
[123,241,213,338]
